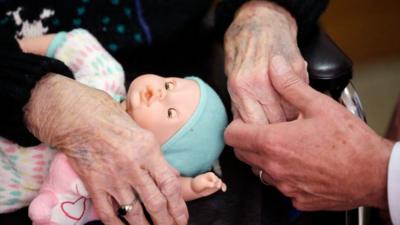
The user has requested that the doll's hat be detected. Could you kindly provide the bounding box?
[161,77,228,176]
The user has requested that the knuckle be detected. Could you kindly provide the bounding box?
[258,131,279,154]
[264,161,285,180]
[161,177,181,197]
[97,211,115,225]
[234,150,245,162]
[227,76,244,92]
[257,131,270,150]
[292,199,304,211]
[292,197,312,211]
[280,74,302,93]
[146,194,167,214]
[276,183,295,197]
[292,58,307,75]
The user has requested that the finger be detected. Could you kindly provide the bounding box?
[234,149,261,167]
[238,39,286,123]
[148,162,188,225]
[132,170,175,225]
[91,191,124,225]
[259,169,275,186]
[231,105,240,120]
[244,62,286,123]
[167,163,180,177]
[229,86,268,124]
[216,178,222,189]
[281,99,298,121]
[290,193,346,211]
[225,119,275,152]
[124,200,150,225]
[233,149,251,165]
[221,183,227,192]
[269,55,321,115]
[111,185,149,225]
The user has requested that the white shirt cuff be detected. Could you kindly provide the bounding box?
[388,142,400,225]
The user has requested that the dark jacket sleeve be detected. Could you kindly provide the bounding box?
[214,0,330,44]
[0,34,74,147]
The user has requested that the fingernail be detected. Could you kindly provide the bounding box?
[271,55,290,75]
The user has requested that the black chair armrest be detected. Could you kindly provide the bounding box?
[301,27,353,100]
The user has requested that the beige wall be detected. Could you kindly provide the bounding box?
[321,0,400,63]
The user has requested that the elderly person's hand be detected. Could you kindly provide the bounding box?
[24,74,188,225]
[224,0,308,124]
[225,56,394,211]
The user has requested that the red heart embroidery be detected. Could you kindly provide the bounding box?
[61,196,87,221]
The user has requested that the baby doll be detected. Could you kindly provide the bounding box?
[0,29,228,224]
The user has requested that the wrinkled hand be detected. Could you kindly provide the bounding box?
[191,172,227,197]
[225,56,394,211]
[24,74,188,225]
[224,1,308,124]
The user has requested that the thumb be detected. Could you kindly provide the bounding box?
[270,55,320,114]
[224,119,268,152]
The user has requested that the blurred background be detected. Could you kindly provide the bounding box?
[321,0,400,135]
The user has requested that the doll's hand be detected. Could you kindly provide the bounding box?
[191,172,227,197]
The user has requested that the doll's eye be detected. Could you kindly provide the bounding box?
[167,108,177,118]
[165,81,175,90]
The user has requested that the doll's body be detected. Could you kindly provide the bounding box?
[29,153,225,225]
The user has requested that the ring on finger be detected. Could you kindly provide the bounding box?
[117,199,136,216]
[258,170,270,186]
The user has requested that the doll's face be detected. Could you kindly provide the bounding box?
[126,74,200,144]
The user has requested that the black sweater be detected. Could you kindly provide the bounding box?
[0,0,328,146]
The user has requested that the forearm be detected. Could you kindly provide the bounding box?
[24,74,122,148]
[24,74,82,146]
[23,72,142,159]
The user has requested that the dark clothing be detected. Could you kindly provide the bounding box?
[1,0,328,52]
[0,35,73,146]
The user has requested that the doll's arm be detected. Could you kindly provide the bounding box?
[17,34,56,56]
[18,29,126,101]
[179,172,227,201]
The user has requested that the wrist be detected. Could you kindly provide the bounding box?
[366,138,394,209]
[17,34,57,56]
[24,74,83,145]
[235,0,297,33]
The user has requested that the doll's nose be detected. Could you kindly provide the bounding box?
[143,87,166,106]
